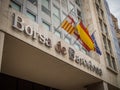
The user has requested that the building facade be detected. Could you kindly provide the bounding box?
[0,0,120,90]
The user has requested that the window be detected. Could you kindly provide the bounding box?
[53,5,60,27]
[112,57,117,71]
[41,0,51,16]
[41,0,50,9]
[74,43,80,50]
[77,9,82,20]
[64,37,71,44]
[28,0,37,6]
[99,18,103,31]
[101,9,104,19]
[106,53,117,71]
[54,0,60,4]
[96,4,99,15]
[102,35,107,50]
[98,0,101,6]
[42,21,50,31]
[81,47,87,55]
[61,0,68,11]
[108,39,112,53]
[10,1,21,11]
[104,24,108,35]
[75,0,81,7]
[62,12,66,21]
[69,2,74,11]
[106,53,112,68]
[26,11,36,21]
[55,31,61,38]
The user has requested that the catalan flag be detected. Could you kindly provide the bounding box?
[61,15,75,34]
[76,21,95,51]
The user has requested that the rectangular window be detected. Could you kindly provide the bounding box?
[10,1,21,12]
[74,43,80,50]
[102,35,107,50]
[41,0,51,16]
[53,5,60,27]
[99,18,103,31]
[77,9,82,20]
[108,39,112,53]
[64,37,71,44]
[69,2,74,11]
[101,9,104,19]
[26,11,36,21]
[106,53,112,68]
[81,47,87,55]
[61,0,68,11]
[62,12,66,21]
[104,24,108,35]
[75,0,81,7]
[42,21,50,31]
[41,0,50,9]
[111,57,117,71]
[55,31,61,38]
[28,0,37,6]
[96,4,99,16]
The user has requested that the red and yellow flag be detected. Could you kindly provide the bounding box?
[61,15,75,34]
[76,21,95,51]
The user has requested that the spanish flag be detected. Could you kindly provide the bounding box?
[76,21,95,51]
[61,15,75,34]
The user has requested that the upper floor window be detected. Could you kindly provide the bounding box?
[74,43,80,50]
[41,0,51,16]
[104,24,108,35]
[42,21,50,31]
[75,0,81,7]
[26,11,36,21]
[61,0,68,11]
[41,0,50,9]
[62,12,66,21]
[77,9,82,20]
[64,37,71,44]
[102,34,107,50]
[10,0,21,12]
[53,5,60,27]
[69,2,74,11]
[28,0,37,6]
[54,30,61,38]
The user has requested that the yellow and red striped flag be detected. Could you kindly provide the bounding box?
[61,15,75,34]
[76,21,95,51]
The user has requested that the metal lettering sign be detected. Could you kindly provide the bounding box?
[12,13,52,48]
[12,13,102,76]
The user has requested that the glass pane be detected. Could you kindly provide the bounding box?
[41,0,49,9]
[42,21,50,31]
[28,0,37,6]
[112,57,117,71]
[53,5,60,27]
[75,0,81,7]
[11,1,21,11]
[65,37,70,44]
[74,43,80,50]
[61,0,68,11]
[81,47,87,54]
[26,11,36,21]
[106,53,112,67]
[53,6,60,17]
[108,39,112,53]
[69,2,74,11]
[62,13,66,21]
[55,31,61,38]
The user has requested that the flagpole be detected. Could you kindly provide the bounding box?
[55,8,75,32]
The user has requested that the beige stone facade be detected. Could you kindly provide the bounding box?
[0,0,120,90]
